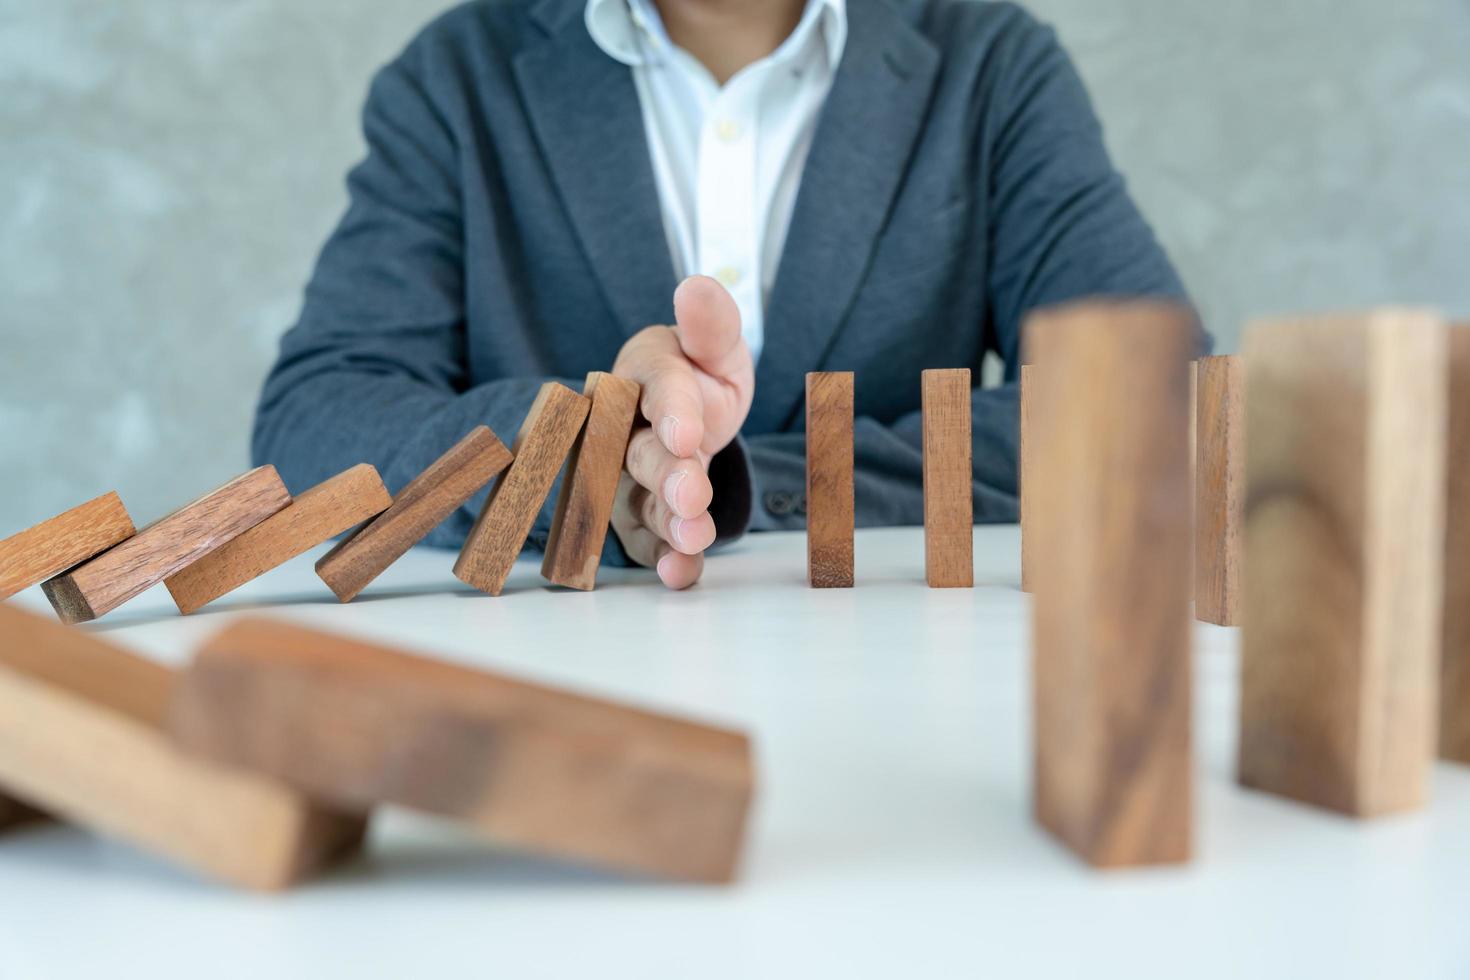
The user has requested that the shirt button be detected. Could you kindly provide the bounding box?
[715,118,743,142]
[765,491,794,515]
[715,266,742,289]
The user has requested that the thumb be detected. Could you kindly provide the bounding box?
[673,275,749,381]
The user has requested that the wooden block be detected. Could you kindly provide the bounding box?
[316,428,512,602]
[456,383,591,596]
[1444,325,1470,763]
[1239,310,1447,816]
[164,465,392,614]
[1028,300,1193,867]
[169,618,756,883]
[0,492,136,600]
[541,373,641,591]
[1195,355,1245,626]
[0,604,364,890]
[806,371,855,588]
[1020,365,1039,593]
[922,368,973,588]
[41,468,290,624]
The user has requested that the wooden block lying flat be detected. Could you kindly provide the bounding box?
[541,373,641,591]
[169,618,756,883]
[806,372,855,588]
[1195,355,1245,626]
[1020,365,1039,593]
[922,368,973,588]
[1444,325,1470,763]
[0,492,136,600]
[1028,301,1193,867]
[42,468,289,624]
[0,604,364,890]
[1240,310,1447,816]
[316,428,512,602]
[456,383,591,596]
[165,465,392,614]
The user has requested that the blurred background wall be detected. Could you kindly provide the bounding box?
[2,0,1469,531]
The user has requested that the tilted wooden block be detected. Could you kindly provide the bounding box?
[1195,355,1245,626]
[541,373,641,591]
[165,464,392,614]
[169,618,756,883]
[922,368,973,588]
[0,492,136,601]
[456,383,591,596]
[316,428,512,602]
[0,604,364,890]
[806,371,855,588]
[1020,364,1039,593]
[1240,310,1446,816]
[42,467,290,624]
[1444,325,1470,764]
[1028,300,1194,867]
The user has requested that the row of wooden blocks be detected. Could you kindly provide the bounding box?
[0,604,754,888]
[1025,301,1470,868]
[0,372,644,623]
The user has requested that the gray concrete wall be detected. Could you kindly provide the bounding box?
[3,0,1469,531]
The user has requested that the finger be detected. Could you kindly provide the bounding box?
[637,490,717,556]
[624,428,713,519]
[610,475,663,568]
[613,327,706,458]
[655,544,704,590]
[673,275,748,381]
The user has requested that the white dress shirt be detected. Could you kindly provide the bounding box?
[585,0,847,362]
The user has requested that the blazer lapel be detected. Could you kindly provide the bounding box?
[513,0,678,338]
[747,0,941,434]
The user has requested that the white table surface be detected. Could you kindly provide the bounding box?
[2,526,1467,980]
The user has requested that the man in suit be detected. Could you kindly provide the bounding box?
[254,0,1193,589]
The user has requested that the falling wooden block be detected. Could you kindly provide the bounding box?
[806,371,855,588]
[922,368,973,588]
[1020,364,1039,593]
[1239,310,1447,816]
[1195,355,1245,626]
[0,492,136,601]
[316,428,512,602]
[0,604,363,890]
[169,618,756,883]
[541,373,641,591]
[42,468,290,624]
[164,465,392,614]
[1444,325,1470,764]
[1028,300,1193,867]
[456,383,591,596]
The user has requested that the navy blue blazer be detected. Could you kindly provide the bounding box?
[253,0,1195,561]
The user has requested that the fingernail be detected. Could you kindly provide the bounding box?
[656,552,675,580]
[659,415,679,452]
[668,516,686,549]
[663,469,687,509]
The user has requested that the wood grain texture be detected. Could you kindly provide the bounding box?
[806,372,855,588]
[922,369,973,588]
[541,373,640,591]
[169,618,756,883]
[1444,325,1470,763]
[0,604,363,890]
[1020,364,1040,593]
[1028,300,1194,868]
[1240,310,1446,816]
[1195,355,1245,626]
[41,468,289,624]
[456,383,590,597]
[316,428,511,603]
[0,492,136,600]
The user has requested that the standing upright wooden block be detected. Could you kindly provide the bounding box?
[805,372,855,588]
[456,383,591,597]
[1443,325,1470,763]
[1028,301,1193,867]
[541,373,641,591]
[316,428,512,603]
[169,618,756,883]
[165,464,393,614]
[1195,355,1245,626]
[0,492,136,600]
[0,604,363,890]
[1239,310,1447,816]
[922,369,973,588]
[42,468,290,624]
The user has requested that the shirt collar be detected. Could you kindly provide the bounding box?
[586,0,847,73]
